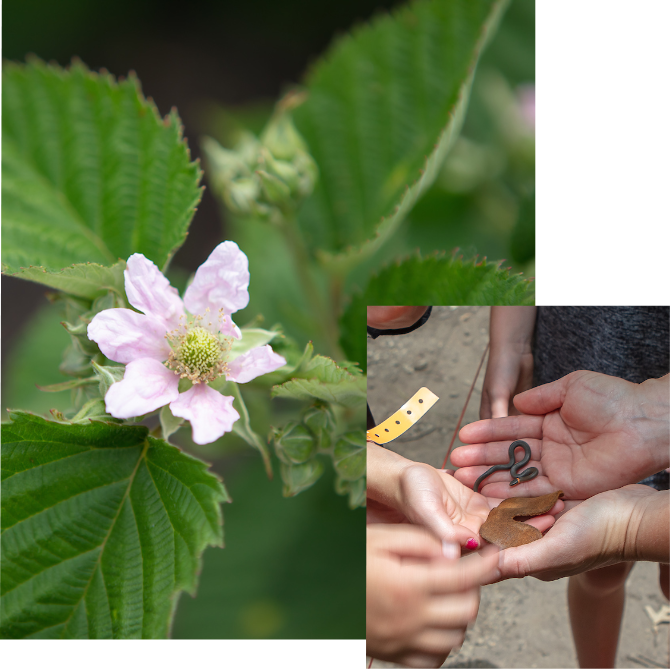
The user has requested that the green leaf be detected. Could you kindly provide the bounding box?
[2,302,73,417]
[271,355,366,408]
[90,361,125,397]
[159,405,184,442]
[342,254,533,347]
[226,383,273,478]
[2,58,202,281]
[230,328,280,360]
[2,262,126,300]
[0,411,228,639]
[293,0,509,269]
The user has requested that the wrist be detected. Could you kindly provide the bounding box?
[489,306,536,350]
[622,488,669,563]
[366,442,413,510]
[635,375,670,469]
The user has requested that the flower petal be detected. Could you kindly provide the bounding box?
[105,358,179,418]
[88,308,172,363]
[210,314,242,340]
[183,241,250,316]
[170,384,240,445]
[125,253,185,328]
[226,345,286,384]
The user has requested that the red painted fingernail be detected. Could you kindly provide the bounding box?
[466,538,478,550]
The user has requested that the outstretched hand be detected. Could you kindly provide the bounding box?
[453,371,669,500]
[367,454,561,548]
[493,485,663,582]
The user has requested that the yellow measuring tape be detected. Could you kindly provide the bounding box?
[367,387,439,444]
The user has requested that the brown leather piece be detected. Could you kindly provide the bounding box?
[480,491,564,549]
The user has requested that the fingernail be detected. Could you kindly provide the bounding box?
[466,538,479,550]
[442,541,460,559]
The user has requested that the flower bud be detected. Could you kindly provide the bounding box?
[261,112,308,162]
[202,102,318,223]
[333,431,366,481]
[272,421,317,464]
[303,404,335,451]
[223,177,261,215]
[256,169,291,207]
[335,476,366,509]
[280,459,324,497]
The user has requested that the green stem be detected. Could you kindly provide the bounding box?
[280,212,343,360]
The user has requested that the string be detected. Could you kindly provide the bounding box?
[441,341,489,470]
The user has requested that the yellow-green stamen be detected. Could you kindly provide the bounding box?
[166,319,233,384]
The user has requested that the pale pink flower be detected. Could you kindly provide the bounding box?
[88,241,286,444]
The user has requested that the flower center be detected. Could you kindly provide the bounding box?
[166,324,232,384]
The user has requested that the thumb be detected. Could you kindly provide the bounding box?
[420,509,479,549]
[497,534,560,580]
[513,376,569,415]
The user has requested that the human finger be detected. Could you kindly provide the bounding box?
[512,375,572,416]
[425,589,480,629]
[456,472,558,499]
[417,549,501,594]
[450,439,542,468]
[459,414,544,445]
[395,649,454,668]
[480,390,493,420]
[419,510,477,549]
[368,524,443,560]
[490,395,510,419]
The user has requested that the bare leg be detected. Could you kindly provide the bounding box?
[660,564,669,600]
[568,562,634,669]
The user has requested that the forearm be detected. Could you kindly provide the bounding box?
[366,442,412,509]
[489,306,537,352]
[624,489,669,564]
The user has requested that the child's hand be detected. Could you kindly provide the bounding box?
[367,443,561,549]
[480,306,536,419]
[366,524,500,667]
[454,371,670,499]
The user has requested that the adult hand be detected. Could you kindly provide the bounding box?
[366,524,500,668]
[367,444,561,548]
[480,306,536,419]
[494,485,668,582]
[453,371,670,499]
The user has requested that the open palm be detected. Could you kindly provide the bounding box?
[367,462,560,545]
[452,371,667,500]
[495,485,656,582]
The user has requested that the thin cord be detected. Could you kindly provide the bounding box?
[441,341,489,469]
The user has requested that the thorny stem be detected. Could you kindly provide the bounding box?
[280,212,343,360]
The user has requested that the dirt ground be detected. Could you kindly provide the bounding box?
[367,306,669,669]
